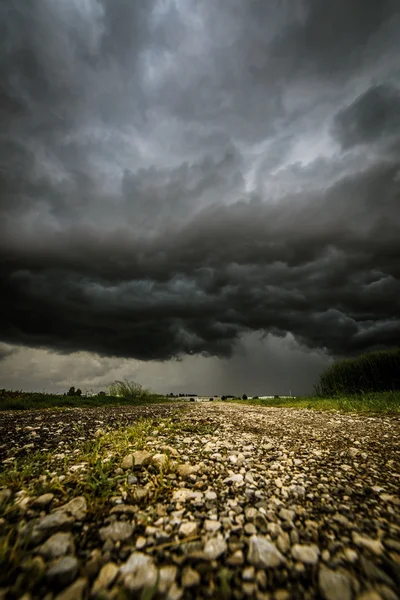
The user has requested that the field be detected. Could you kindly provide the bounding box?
[1,389,399,413]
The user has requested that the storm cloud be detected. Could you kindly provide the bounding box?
[1,0,399,391]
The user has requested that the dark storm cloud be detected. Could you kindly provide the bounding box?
[1,0,399,366]
[334,84,400,148]
[1,158,399,359]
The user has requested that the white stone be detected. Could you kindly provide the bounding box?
[120,552,157,591]
[179,522,198,537]
[203,537,227,560]
[247,536,286,568]
[292,544,320,564]
[204,519,221,532]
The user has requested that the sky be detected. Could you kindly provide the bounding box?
[1,0,399,396]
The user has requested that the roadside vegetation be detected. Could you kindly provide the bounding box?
[0,383,176,411]
[314,348,400,396]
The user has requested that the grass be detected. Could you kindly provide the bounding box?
[227,390,400,413]
[0,392,178,411]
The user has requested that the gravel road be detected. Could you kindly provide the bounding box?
[0,402,399,600]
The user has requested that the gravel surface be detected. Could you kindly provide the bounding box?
[0,402,399,600]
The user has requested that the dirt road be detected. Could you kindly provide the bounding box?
[0,402,399,599]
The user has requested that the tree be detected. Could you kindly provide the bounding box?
[76,388,82,396]
[242,394,248,400]
[67,386,75,396]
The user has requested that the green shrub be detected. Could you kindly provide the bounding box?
[315,348,400,396]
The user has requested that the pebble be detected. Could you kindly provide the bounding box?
[179,521,198,537]
[121,454,133,469]
[158,565,178,594]
[204,519,221,532]
[181,566,200,587]
[58,497,87,520]
[32,493,54,508]
[352,532,384,555]
[99,521,134,542]
[120,552,158,591]
[46,556,79,588]
[248,536,286,568]
[91,562,119,596]
[318,566,353,600]
[38,532,75,559]
[292,544,320,564]
[133,450,152,468]
[203,537,227,560]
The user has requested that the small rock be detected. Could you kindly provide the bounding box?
[205,490,217,501]
[343,548,358,563]
[279,508,295,522]
[58,497,87,520]
[36,511,74,533]
[179,522,198,537]
[158,565,178,594]
[152,453,169,468]
[133,450,152,468]
[244,523,257,536]
[172,488,194,503]
[38,532,75,559]
[242,566,255,581]
[46,556,79,588]
[127,474,138,485]
[91,562,119,596]
[318,566,353,600]
[181,566,200,588]
[121,454,133,469]
[167,582,184,600]
[135,536,147,550]
[224,474,244,484]
[54,577,87,600]
[204,519,221,533]
[178,464,198,478]
[245,472,255,484]
[120,552,157,591]
[203,537,227,560]
[227,549,245,566]
[247,536,286,568]
[352,532,383,555]
[277,532,290,554]
[99,522,134,542]
[134,487,149,501]
[292,544,320,564]
[32,493,54,508]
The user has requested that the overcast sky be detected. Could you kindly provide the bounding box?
[1,0,399,396]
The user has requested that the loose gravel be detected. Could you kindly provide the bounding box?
[0,402,399,600]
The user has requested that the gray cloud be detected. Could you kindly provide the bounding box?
[1,0,399,390]
[334,84,400,148]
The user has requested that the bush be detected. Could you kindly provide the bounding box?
[108,379,152,401]
[242,394,248,400]
[315,349,400,396]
